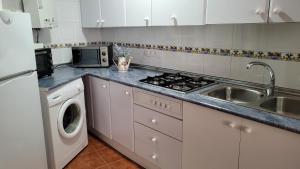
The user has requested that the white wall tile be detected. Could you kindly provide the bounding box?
[203,55,232,78]
[230,57,265,83]
[262,59,300,90]
[264,23,300,53]
[233,24,267,51]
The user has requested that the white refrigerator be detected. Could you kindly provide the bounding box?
[0,11,48,169]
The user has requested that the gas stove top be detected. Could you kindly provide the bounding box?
[139,73,216,93]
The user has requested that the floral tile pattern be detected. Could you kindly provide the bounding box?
[44,41,300,62]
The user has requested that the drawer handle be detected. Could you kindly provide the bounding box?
[151,100,157,105]
[151,137,157,143]
[241,126,252,134]
[223,121,236,128]
[151,119,157,124]
[152,154,157,160]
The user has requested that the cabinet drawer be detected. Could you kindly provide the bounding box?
[134,105,182,140]
[133,88,182,119]
[134,123,182,169]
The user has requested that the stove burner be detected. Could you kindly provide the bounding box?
[140,73,215,93]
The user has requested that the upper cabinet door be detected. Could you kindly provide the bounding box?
[100,0,126,27]
[239,119,300,169]
[126,0,151,27]
[206,0,269,24]
[152,0,205,26]
[269,0,300,23]
[80,0,101,28]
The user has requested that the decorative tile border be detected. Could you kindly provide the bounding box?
[44,41,300,62]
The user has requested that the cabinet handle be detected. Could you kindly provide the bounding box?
[151,119,157,124]
[151,154,157,160]
[102,84,106,88]
[144,17,150,26]
[100,19,105,23]
[241,126,252,133]
[96,19,100,23]
[125,91,130,95]
[255,9,264,15]
[171,15,177,20]
[151,137,157,143]
[273,8,282,15]
[223,121,236,128]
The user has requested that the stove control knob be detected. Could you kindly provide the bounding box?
[102,58,107,62]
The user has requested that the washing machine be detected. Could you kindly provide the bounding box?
[40,78,88,169]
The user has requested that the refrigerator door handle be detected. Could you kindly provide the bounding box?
[0,71,35,87]
[0,11,13,25]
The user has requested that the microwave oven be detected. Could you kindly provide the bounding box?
[35,48,54,78]
[72,45,113,68]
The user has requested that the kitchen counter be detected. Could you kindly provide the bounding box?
[38,65,300,134]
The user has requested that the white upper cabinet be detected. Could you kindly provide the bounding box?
[206,0,269,24]
[126,0,151,27]
[80,0,101,28]
[100,0,126,27]
[269,0,300,23]
[152,0,206,26]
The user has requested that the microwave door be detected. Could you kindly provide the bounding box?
[73,49,101,67]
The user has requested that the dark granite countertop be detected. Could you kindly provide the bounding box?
[39,65,300,134]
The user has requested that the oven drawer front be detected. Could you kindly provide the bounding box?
[134,122,182,169]
[134,105,182,140]
[133,88,182,119]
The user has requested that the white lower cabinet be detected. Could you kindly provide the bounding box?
[183,102,241,169]
[134,123,182,169]
[239,118,300,169]
[110,81,134,151]
[183,101,300,169]
[90,76,112,138]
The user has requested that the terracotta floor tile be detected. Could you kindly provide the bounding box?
[65,135,142,169]
[109,159,143,169]
[98,148,124,164]
[96,165,112,169]
[66,152,106,169]
[79,144,96,156]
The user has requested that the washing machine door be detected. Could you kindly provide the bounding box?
[57,99,84,139]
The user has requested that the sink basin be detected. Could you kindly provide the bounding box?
[260,97,300,119]
[206,85,266,104]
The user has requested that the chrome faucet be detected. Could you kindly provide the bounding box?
[246,61,275,96]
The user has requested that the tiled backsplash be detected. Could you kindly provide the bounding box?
[3,0,300,90]
[96,25,300,90]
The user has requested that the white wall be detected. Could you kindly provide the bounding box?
[100,25,300,90]
[2,0,102,65]
[35,0,101,64]
[2,0,23,11]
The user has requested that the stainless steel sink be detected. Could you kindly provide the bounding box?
[201,83,300,120]
[260,97,300,119]
[204,84,266,105]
